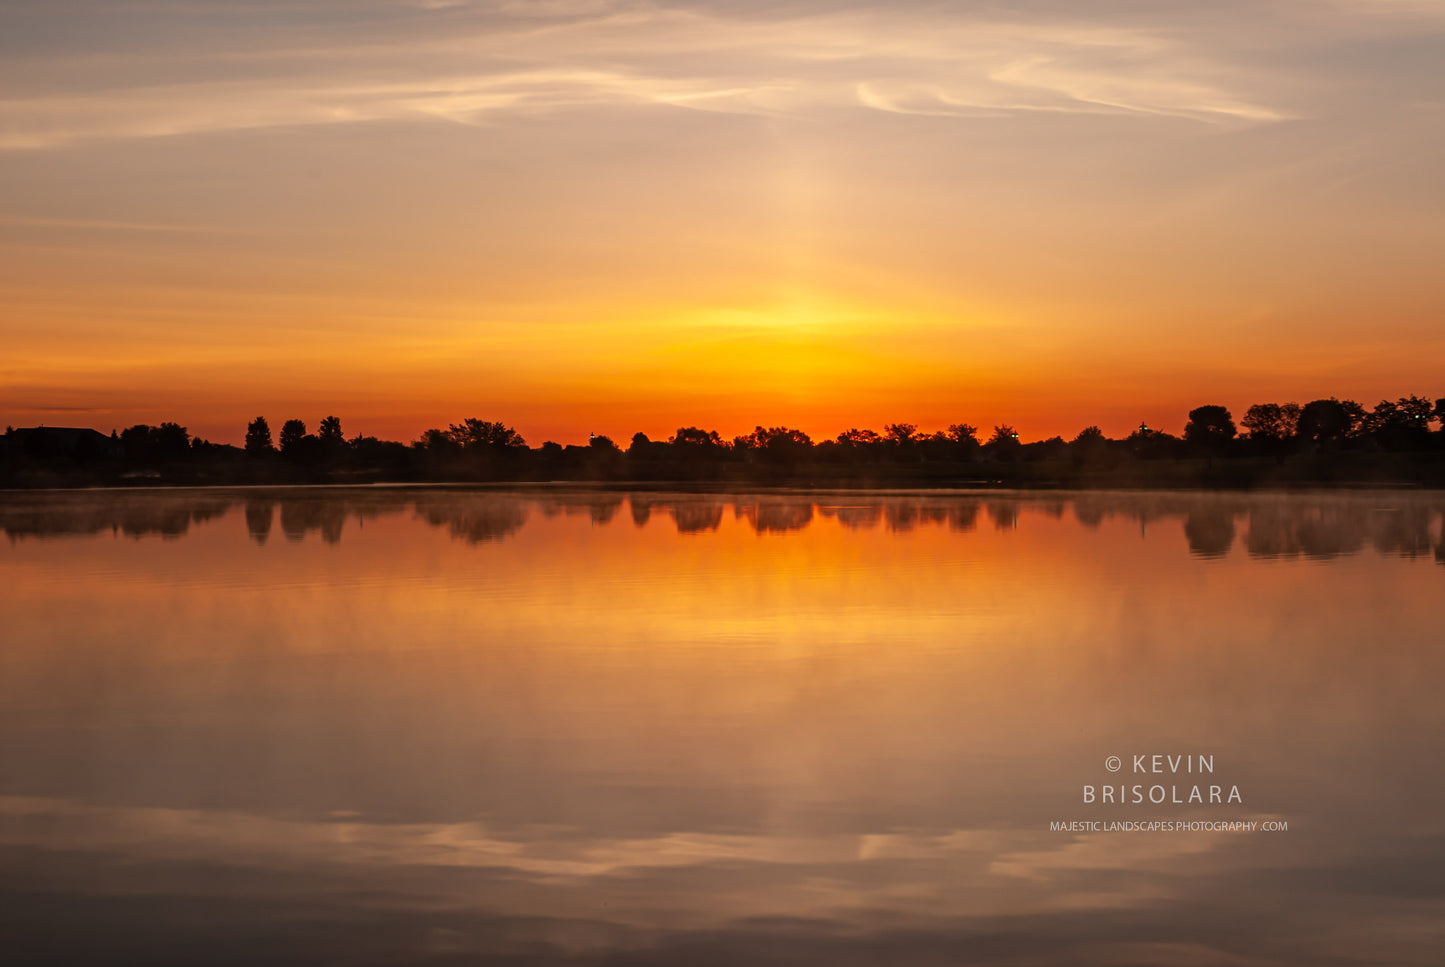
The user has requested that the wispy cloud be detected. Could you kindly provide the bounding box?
[0,3,1301,149]
[0,213,247,233]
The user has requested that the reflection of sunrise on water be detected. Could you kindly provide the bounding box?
[2,489,1441,963]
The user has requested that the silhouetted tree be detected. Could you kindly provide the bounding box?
[245,416,274,455]
[986,425,1021,462]
[279,419,307,455]
[1028,436,1069,461]
[119,424,153,463]
[1184,405,1236,449]
[416,427,457,452]
[744,426,812,450]
[446,419,525,450]
[335,435,408,476]
[1341,399,1368,438]
[836,428,882,446]
[670,427,724,447]
[118,422,192,464]
[947,423,979,446]
[918,430,955,462]
[1070,425,1109,466]
[884,423,919,445]
[153,422,190,459]
[944,423,981,460]
[1280,402,1302,436]
[1296,399,1352,445]
[1398,395,1433,426]
[318,415,344,449]
[1366,395,1433,450]
[736,426,812,468]
[589,434,620,452]
[1126,423,1181,459]
[988,425,1018,445]
[1241,403,1299,443]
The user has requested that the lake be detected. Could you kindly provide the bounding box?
[2,488,1442,965]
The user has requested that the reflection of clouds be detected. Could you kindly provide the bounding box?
[989,823,1246,881]
[3,793,1440,965]
[2,795,960,881]
[0,795,1280,922]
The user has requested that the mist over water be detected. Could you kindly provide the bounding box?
[2,489,1443,965]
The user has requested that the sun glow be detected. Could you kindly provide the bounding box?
[2,0,1442,443]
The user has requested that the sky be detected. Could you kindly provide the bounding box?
[1,0,1442,446]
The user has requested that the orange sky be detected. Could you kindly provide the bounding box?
[2,1,1443,445]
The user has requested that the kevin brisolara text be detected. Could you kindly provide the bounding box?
[1049,820,1286,832]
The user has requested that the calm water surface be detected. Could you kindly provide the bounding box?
[2,488,1443,965]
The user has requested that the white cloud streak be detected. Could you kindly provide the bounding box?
[0,3,1308,150]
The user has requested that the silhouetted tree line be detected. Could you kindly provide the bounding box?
[3,393,1444,488]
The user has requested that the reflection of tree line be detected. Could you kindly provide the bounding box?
[1179,500,1442,560]
[1065,493,1444,559]
[246,498,359,545]
[0,495,232,540]
[248,493,530,545]
[627,496,725,533]
[3,492,1442,562]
